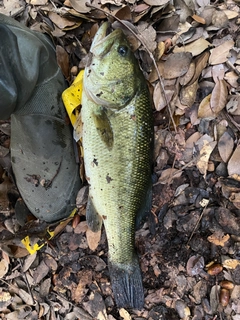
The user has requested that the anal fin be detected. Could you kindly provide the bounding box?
[86,196,102,232]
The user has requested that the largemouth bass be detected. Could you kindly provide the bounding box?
[81,22,153,309]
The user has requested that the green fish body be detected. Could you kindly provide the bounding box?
[81,22,153,309]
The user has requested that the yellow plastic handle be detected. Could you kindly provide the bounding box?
[62,70,84,126]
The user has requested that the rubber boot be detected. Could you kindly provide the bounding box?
[0,13,81,222]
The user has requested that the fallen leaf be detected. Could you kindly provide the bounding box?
[72,270,92,302]
[195,135,217,177]
[226,95,240,115]
[83,292,108,320]
[143,0,169,5]
[212,64,225,82]
[218,131,234,163]
[158,168,182,184]
[179,62,195,86]
[223,9,239,20]
[180,79,198,107]
[56,45,70,80]
[119,308,132,320]
[210,285,220,313]
[137,22,157,52]
[207,232,230,246]
[69,0,91,12]
[198,94,216,119]
[48,12,76,29]
[228,145,240,176]
[0,259,8,278]
[0,290,12,309]
[224,71,239,88]
[192,14,205,24]
[210,79,228,114]
[211,10,228,28]
[163,52,192,79]
[209,40,234,65]
[153,80,175,111]
[223,259,240,269]
[86,228,101,251]
[173,38,211,56]
[188,51,210,86]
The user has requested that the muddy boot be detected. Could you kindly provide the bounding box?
[0,13,81,222]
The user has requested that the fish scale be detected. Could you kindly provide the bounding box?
[81,22,153,309]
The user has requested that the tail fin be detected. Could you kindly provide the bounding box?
[108,256,144,309]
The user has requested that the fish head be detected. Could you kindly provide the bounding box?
[84,22,143,110]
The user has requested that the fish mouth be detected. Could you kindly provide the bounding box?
[90,22,123,57]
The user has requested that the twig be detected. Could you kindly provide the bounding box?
[85,2,177,132]
[186,203,208,247]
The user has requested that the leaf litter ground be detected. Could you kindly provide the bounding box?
[1,0,240,319]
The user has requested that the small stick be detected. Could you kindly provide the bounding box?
[186,204,208,246]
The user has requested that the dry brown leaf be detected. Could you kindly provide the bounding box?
[226,96,240,116]
[180,79,198,107]
[0,0,25,15]
[143,0,169,5]
[133,3,150,13]
[1,245,29,258]
[173,38,210,56]
[0,290,12,309]
[9,285,34,305]
[119,308,132,320]
[163,52,192,79]
[22,252,37,272]
[211,10,228,29]
[212,64,225,82]
[218,131,234,163]
[0,259,8,278]
[28,0,47,4]
[157,42,166,61]
[228,145,240,176]
[115,5,132,20]
[158,168,182,184]
[74,221,88,234]
[198,94,216,120]
[179,62,195,86]
[192,14,205,24]
[48,12,76,29]
[224,71,239,88]
[153,81,175,111]
[188,51,210,85]
[195,135,217,177]
[207,232,230,246]
[223,259,240,269]
[209,40,234,65]
[223,9,239,20]
[137,22,157,52]
[73,270,92,302]
[69,0,91,12]
[56,45,70,81]
[86,228,101,251]
[210,79,228,114]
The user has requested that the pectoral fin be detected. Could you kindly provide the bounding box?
[92,107,113,150]
[86,196,102,232]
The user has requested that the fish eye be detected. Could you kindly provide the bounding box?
[118,45,128,57]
